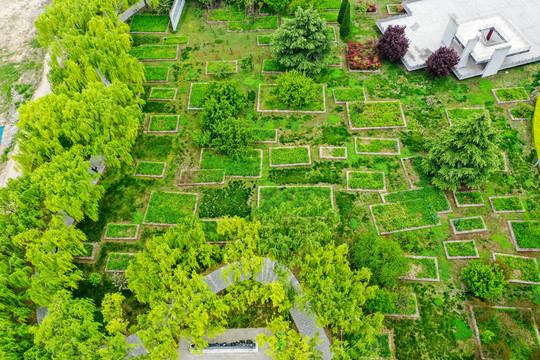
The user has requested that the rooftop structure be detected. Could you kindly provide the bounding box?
[377,0,540,79]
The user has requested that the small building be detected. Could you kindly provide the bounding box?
[377,0,540,79]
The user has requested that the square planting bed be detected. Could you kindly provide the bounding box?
[492,87,530,103]
[443,240,479,260]
[492,253,540,285]
[497,151,509,172]
[347,101,406,130]
[251,128,278,143]
[147,115,179,133]
[188,82,210,110]
[370,198,441,235]
[130,45,178,61]
[319,146,348,160]
[133,161,166,178]
[450,216,487,235]
[149,87,177,101]
[489,196,525,214]
[74,242,98,260]
[470,306,540,360]
[200,148,263,178]
[144,66,170,82]
[130,15,169,33]
[355,137,400,155]
[261,59,286,74]
[104,224,140,240]
[257,186,334,217]
[453,190,484,207]
[178,169,225,186]
[143,191,199,226]
[343,331,393,359]
[346,171,386,192]
[269,146,312,167]
[387,4,406,15]
[332,87,366,103]
[198,181,254,220]
[205,60,239,75]
[445,108,485,125]
[383,187,451,213]
[508,220,540,252]
[383,292,420,319]
[326,55,342,67]
[399,255,440,282]
[508,103,535,120]
[227,16,279,32]
[105,253,136,272]
[163,35,189,45]
[257,84,326,113]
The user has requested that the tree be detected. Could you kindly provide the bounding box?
[337,0,349,25]
[426,46,460,78]
[262,0,289,12]
[350,234,409,289]
[339,1,351,40]
[97,293,128,360]
[376,25,409,62]
[422,111,501,191]
[462,260,505,300]
[275,70,318,108]
[272,6,332,74]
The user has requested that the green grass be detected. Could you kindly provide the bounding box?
[149,115,178,131]
[320,147,347,158]
[200,149,261,177]
[179,169,225,184]
[348,101,405,128]
[355,137,398,154]
[446,108,485,122]
[491,196,524,212]
[198,181,253,219]
[262,59,286,72]
[321,11,339,22]
[348,171,385,190]
[371,199,440,233]
[144,66,169,82]
[228,16,279,31]
[384,187,450,212]
[258,186,334,217]
[495,254,539,283]
[189,83,210,108]
[106,253,136,271]
[130,45,177,60]
[327,55,341,66]
[511,221,540,249]
[208,6,245,22]
[250,128,276,142]
[333,87,365,102]
[445,241,477,257]
[455,191,483,205]
[105,224,138,239]
[494,87,529,101]
[134,161,166,176]
[321,0,341,9]
[144,191,198,224]
[260,84,325,111]
[343,332,392,359]
[257,35,272,45]
[366,290,418,316]
[149,88,176,100]
[270,146,311,166]
[130,15,170,32]
[452,217,485,232]
[206,61,237,74]
[163,35,189,45]
[81,243,95,257]
[405,257,438,279]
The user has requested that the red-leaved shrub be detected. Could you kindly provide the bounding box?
[376,25,409,62]
[426,46,460,78]
[347,39,381,71]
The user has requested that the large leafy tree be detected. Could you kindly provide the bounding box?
[422,111,501,191]
[275,70,318,109]
[272,6,332,74]
[97,293,128,360]
[376,25,409,62]
[462,261,505,300]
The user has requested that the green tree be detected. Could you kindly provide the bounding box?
[350,234,409,289]
[337,0,349,25]
[97,293,128,360]
[276,70,318,108]
[462,260,505,300]
[339,2,351,39]
[422,112,501,191]
[262,0,289,12]
[272,6,332,74]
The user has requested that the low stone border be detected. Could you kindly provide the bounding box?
[187,82,209,110]
[104,252,137,273]
[133,161,167,178]
[498,151,509,172]
[142,191,200,226]
[332,87,367,104]
[507,220,540,252]
[199,148,264,179]
[385,293,420,319]
[346,100,407,131]
[257,185,335,210]
[269,145,312,167]
[319,146,348,160]
[146,115,180,134]
[326,56,343,68]
[346,170,387,192]
[399,255,440,282]
[178,169,226,186]
[347,64,382,73]
[205,60,239,76]
[257,84,327,114]
[257,35,271,46]
[354,137,401,155]
[148,87,177,101]
[488,196,525,214]
[253,129,278,144]
[139,45,179,62]
[443,240,480,260]
[449,216,488,235]
[74,242,99,261]
[399,156,421,190]
[381,188,453,214]
[491,252,540,285]
[453,190,484,208]
[492,87,530,104]
[103,224,140,241]
[445,107,485,126]
[369,203,442,235]
[129,21,170,35]
[386,4,405,15]
[508,108,532,121]
[145,67,170,83]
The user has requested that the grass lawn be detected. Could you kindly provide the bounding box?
[257,34,272,45]
[347,171,385,191]
[105,224,138,239]
[179,169,225,185]
[144,191,198,225]
[371,199,440,234]
[208,6,245,22]
[130,15,169,32]
[106,253,136,271]
[144,66,169,82]
[134,161,166,177]
[348,101,405,129]
[333,87,365,102]
[148,115,178,132]
[270,146,311,166]
[228,16,279,31]
[200,148,262,177]
[262,59,286,72]
[206,60,237,74]
[259,84,325,112]
[258,186,334,217]
[250,128,277,143]
[198,181,253,219]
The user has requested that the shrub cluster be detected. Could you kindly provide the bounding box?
[376,25,409,62]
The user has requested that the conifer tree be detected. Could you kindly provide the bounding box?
[340,2,351,40]
[337,0,349,25]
